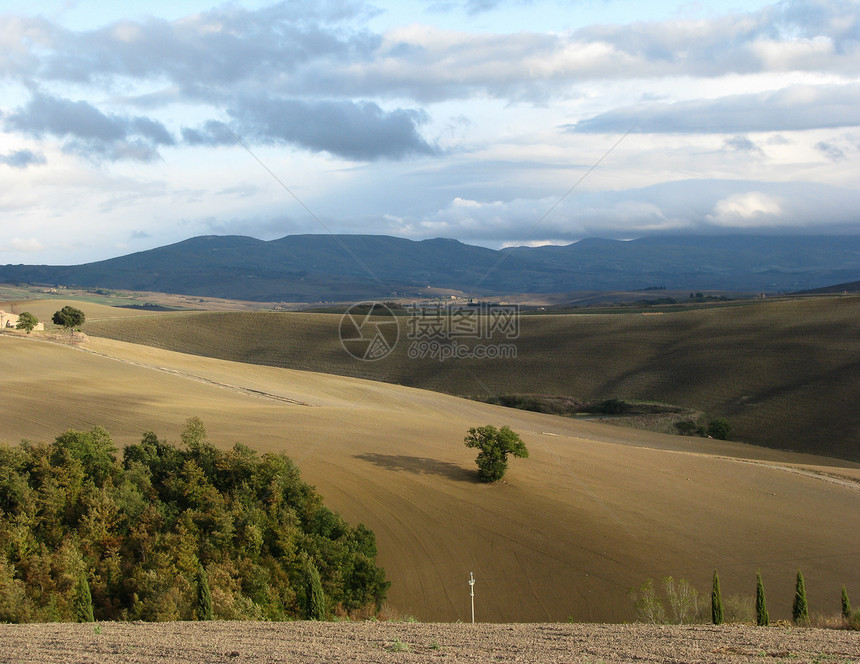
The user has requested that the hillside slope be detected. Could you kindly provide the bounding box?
[1,332,858,622]
[83,295,860,461]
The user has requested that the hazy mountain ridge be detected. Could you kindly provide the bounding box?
[3,233,860,301]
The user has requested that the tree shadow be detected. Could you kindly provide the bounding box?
[353,453,478,483]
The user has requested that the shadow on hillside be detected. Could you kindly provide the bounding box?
[353,453,478,483]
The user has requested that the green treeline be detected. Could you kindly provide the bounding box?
[0,419,389,622]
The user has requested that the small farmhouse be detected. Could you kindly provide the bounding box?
[0,310,45,331]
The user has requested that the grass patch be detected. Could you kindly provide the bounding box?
[386,639,410,652]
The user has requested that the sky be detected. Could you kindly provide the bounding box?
[1,0,859,265]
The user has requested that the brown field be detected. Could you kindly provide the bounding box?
[2,330,859,623]
[81,295,860,460]
[2,621,859,664]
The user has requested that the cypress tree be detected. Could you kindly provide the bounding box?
[755,572,769,627]
[196,564,213,621]
[73,574,95,623]
[842,586,852,621]
[303,560,326,621]
[792,570,808,624]
[711,570,724,625]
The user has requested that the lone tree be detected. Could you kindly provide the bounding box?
[15,311,39,333]
[52,305,85,331]
[464,425,528,483]
[792,570,809,624]
[711,570,724,625]
[756,572,769,627]
[842,585,852,621]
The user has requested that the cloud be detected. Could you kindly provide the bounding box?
[390,180,860,243]
[427,0,532,15]
[723,136,764,155]
[571,83,860,133]
[0,237,44,253]
[707,192,783,227]
[0,149,46,168]
[4,92,175,162]
[4,1,858,108]
[816,140,847,160]
[185,98,435,160]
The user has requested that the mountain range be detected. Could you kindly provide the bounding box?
[3,233,860,302]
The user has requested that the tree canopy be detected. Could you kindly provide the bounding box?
[464,425,528,483]
[14,312,39,333]
[0,419,388,622]
[51,306,85,330]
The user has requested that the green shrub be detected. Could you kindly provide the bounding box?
[707,418,732,440]
[849,610,860,631]
[723,594,755,624]
[73,575,95,623]
[711,570,724,625]
[674,420,705,436]
[792,570,808,624]
[756,572,769,627]
[196,565,213,621]
[303,559,327,621]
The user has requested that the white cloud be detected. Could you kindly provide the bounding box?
[707,192,783,226]
[1,237,44,253]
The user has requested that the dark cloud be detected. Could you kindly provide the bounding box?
[28,3,381,102]
[0,149,46,168]
[181,120,235,147]
[4,1,857,109]
[724,136,763,154]
[4,92,174,162]
[185,98,435,160]
[816,141,847,160]
[570,84,860,134]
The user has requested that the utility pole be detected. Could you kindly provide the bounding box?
[469,572,475,623]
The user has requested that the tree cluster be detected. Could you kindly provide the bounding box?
[0,420,389,623]
[51,306,85,331]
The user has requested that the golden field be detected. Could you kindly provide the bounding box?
[78,294,860,460]
[1,316,858,623]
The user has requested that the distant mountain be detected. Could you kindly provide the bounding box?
[3,233,860,301]
[796,279,860,294]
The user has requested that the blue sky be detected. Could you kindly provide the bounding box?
[1,0,859,264]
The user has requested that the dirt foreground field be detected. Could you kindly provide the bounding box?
[1,621,858,664]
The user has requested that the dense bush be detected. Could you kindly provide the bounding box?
[0,420,389,622]
[464,425,528,483]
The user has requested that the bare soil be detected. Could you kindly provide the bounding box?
[1,621,858,663]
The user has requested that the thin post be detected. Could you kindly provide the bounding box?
[469,572,475,623]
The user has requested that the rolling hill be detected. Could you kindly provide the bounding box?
[4,233,860,301]
[79,295,860,461]
[1,330,858,623]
